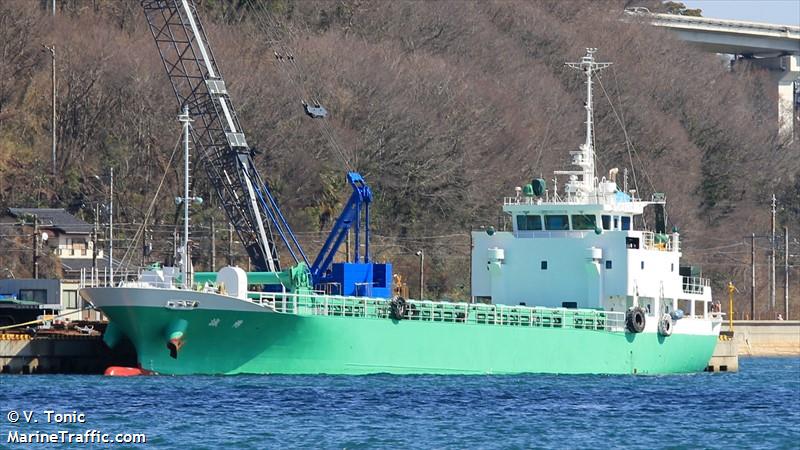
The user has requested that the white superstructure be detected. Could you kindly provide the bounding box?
[472,49,714,328]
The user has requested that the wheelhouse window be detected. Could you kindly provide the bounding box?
[601,215,611,230]
[19,289,47,303]
[572,214,597,230]
[613,216,619,230]
[621,216,632,230]
[544,215,569,230]
[516,214,542,231]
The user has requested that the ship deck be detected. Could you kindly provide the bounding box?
[249,292,629,333]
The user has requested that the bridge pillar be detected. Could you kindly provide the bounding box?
[777,55,799,142]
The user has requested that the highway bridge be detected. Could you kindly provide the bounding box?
[626,9,800,140]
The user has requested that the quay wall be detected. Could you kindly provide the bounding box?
[0,333,135,374]
[723,321,800,356]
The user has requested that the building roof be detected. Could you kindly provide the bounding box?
[7,208,93,235]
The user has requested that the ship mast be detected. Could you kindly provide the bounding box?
[178,105,199,288]
[559,49,611,200]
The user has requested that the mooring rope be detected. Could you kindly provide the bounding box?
[0,305,95,331]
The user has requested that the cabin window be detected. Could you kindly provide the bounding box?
[544,215,569,230]
[621,216,631,230]
[541,261,548,270]
[641,261,645,270]
[671,263,674,272]
[18,289,47,303]
[516,214,542,231]
[606,260,612,269]
[626,237,640,249]
[602,215,611,230]
[572,214,597,230]
[63,290,79,309]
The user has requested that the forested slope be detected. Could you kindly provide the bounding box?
[0,0,797,317]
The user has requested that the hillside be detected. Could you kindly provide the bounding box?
[0,0,797,317]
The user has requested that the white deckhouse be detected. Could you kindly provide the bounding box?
[471,49,716,335]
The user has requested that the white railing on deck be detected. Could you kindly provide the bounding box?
[513,230,592,239]
[119,280,178,289]
[504,196,547,205]
[250,292,627,333]
[503,193,641,206]
[641,231,679,252]
[682,276,710,295]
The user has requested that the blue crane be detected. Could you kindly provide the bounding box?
[309,172,391,298]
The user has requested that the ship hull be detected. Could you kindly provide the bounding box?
[81,287,720,375]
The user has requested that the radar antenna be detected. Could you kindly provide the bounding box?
[557,48,612,200]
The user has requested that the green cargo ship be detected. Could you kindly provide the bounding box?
[80,48,722,375]
[83,284,717,375]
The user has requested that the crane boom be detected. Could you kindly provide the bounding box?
[141,0,308,271]
[311,172,372,281]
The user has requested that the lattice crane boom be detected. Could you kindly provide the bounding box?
[141,0,308,271]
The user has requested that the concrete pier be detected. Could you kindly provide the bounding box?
[0,332,135,374]
[707,331,739,372]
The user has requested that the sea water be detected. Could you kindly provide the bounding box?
[1,357,798,449]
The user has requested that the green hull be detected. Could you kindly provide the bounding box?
[100,301,718,375]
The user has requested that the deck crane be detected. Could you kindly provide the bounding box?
[141,0,308,273]
[142,0,391,297]
[311,172,384,296]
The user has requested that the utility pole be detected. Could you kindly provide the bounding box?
[33,216,40,279]
[92,204,98,286]
[211,218,216,271]
[93,170,113,284]
[141,228,148,267]
[108,167,114,286]
[770,194,776,310]
[785,226,790,320]
[227,223,233,266]
[172,230,178,266]
[416,250,424,299]
[751,233,756,320]
[42,44,56,177]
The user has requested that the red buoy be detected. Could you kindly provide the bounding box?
[104,366,151,376]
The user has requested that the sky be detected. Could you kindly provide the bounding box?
[682,0,800,26]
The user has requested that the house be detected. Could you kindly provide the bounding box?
[0,208,122,321]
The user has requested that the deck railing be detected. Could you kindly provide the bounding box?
[641,231,679,252]
[503,193,641,205]
[682,276,710,295]
[251,292,627,333]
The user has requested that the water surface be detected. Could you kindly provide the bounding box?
[2,357,798,449]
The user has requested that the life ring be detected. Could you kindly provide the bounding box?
[658,313,673,336]
[390,296,407,320]
[625,306,646,333]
